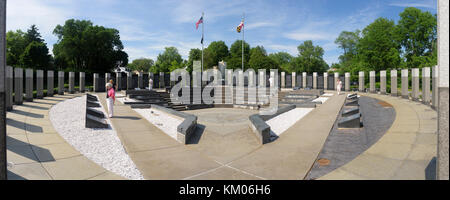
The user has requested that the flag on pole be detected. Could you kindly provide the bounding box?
[236,20,244,33]
[196,16,203,29]
[201,36,204,44]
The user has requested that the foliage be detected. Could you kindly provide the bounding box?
[292,40,329,73]
[155,47,183,72]
[227,40,250,70]
[128,58,154,72]
[204,41,229,68]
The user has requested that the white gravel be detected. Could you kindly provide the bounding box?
[322,93,334,97]
[266,108,314,136]
[49,95,145,180]
[133,108,183,140]
[313,97,330,104]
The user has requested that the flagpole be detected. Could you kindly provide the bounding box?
[242,12,245,72]
[201,12,204,87]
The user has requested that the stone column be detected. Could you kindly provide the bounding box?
[58,71,64,95]
[302,72,307,88]
[401,69,409,99]
[324,72,328,90]
[138,72,143,89]
[359,71,364,92]
[5,66,13,110]
[391,69,398,96]
[412,68,419,101]
[334,72,339,91]
[313,72,317,89]
[281,72,285,88]
[345,73,350,92]
[292,72,296,88]
[127,72,132,90]
[437,0,449,180]
[47,70,54,97]
[369,71,375,93]
[25,69,33,102]
[14,67,23,105]
[79,72,85,93]
[380,70,386,94]
[68,72,75,94]
[432,66,439,109]
[116,73,121,91]
[248,70,255,87]
[105,73,111,89]
[422,67,431,105]
[259,70,266,88]
[159,72,165,88]
[36,70,43,99]
[0,0,6,180]
[93,73,100,92]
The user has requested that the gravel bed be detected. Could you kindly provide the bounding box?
[133,108,183,140]
[49,95,144,180]
[266,108,314,136]
[313,97,330,103]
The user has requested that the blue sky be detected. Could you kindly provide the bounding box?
[6,0,437,66]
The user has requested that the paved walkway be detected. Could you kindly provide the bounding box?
[98,91,346,180]
[319,93,437,180]
[6,94,125,180]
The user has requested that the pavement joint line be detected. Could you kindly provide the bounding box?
[126,145,180,154]
[182,166,225,180]
[224,165,267,180]
[84,171,110,180]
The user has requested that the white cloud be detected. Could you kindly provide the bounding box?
[246,22,277,30]
[389,0,436,9]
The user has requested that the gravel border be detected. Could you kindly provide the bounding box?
[49,95,144,180]
[266,108,314,136]
[133,108,183,140]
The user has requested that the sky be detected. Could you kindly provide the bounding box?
[6,0,437,66]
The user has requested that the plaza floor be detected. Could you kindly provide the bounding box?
[5,91,438,180]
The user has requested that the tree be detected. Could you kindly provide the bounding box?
[25,25,44,44]
[155,47,183,72]
[294,40,328,73]
[396,7,437,68]
[6,30,27,67]
[249,45,277,71]
[204,41,229,68]
[335,30,361,64]
[19,41,52,70]
[187,48,202,72]
[357,18,401,71]
[53,19,128,72]
[227,40,250,70]
[128,58,154,72]
[268,52,294,72]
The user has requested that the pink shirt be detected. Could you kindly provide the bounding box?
[108,88,115,101]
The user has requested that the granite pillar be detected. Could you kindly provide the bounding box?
[138,72,143,89]
[68,72,75,94]
[93,73,100,92]
[25,69,33,102]
[292,72,296,88]
[437,0,449,180]
[302,72,307,88]
[391,70,398,96]
[281,72,285,88]
[345,73,350,92]
[259,70,266,88]
[36,70,43,99]
[401,69,409,99]
[324,72,328,90]
[127,72,132,90]
[5,66,13,110]
[359,71,364,92]
[116,73,121,91]
[412,68,419,101]
[369,71,375,93]
[0,0,6,180]
[79,72,85,93]
[313,72,317,89]
[47,70,54,97]
[432,66,439,109]
[380,70,386,94]
[159,72,165,88]
[422,67,431,104]
[14,67,23,105]
[334,73,339,91]
[58,71,64,95]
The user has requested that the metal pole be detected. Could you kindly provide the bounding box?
[201,12,204,87]
[242,13,245,71]
[0,0,7,180]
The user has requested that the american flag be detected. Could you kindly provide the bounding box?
[196,16,203,30]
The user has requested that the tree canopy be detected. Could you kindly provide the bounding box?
[52,19,128,72]
[128,58,154,72]
[154,47,183,73]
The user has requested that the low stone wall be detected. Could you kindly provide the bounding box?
[151,104,197,144]
[248,105,296,144]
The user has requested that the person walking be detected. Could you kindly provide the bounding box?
[337,78,342,95]
[106,82,115,118]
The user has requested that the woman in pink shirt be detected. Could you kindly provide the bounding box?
[106,82,115,118]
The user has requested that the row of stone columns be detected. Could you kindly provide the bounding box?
[357,67,437,107]
[5,68,87,110]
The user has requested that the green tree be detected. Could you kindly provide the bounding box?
[396,7,437,68]
[6,30,27,67]
[204,41,229,68]
[128,58,154,72]
[19,41,52,70]
[187,48,201,72]
[249,45,277,71]
[268,52,294,72]
[53,19,128,72]
[357,18,401,71]
[335,30,361,64]
[294,40,328,73]
[155,47,183,72]
[227,40,250,70]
